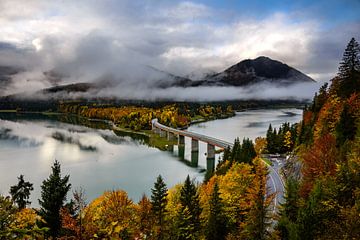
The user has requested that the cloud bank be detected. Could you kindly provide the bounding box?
[0,0,359,100]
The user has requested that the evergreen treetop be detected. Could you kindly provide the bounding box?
[9,175,33,209]
[38,160,71,238]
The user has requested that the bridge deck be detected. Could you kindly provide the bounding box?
[152,119,233,149]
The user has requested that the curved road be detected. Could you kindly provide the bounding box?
[152,119,285,210]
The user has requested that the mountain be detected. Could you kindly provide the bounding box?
[145,66,193,88]
[170,56,315,87]
[209,56,315,86]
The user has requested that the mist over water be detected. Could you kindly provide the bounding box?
[0,108,302,206]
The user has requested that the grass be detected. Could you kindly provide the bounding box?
[261,157,273,166]
[0,110,17,112]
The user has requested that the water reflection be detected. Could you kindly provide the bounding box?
[0,113,203,207]
[0,108,302,207]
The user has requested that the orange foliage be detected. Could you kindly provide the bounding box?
[300,134,338,196]
[314,95,343,139]
[303,111,313,125]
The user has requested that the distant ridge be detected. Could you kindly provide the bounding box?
[167,56,315,87]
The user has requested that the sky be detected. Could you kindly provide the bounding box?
[0,0,359,100]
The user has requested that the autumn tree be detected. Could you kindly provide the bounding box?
[242,159,272,240]
[151,175,168,239]
[301,134,338,196]
[0,195,17,238]
[82,190,136,239]
[38,160,71,238]
[9,175,33,209]
[136,194,153,238]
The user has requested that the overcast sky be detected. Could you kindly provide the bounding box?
[0,0,359,98]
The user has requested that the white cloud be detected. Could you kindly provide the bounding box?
[0,0,358,98]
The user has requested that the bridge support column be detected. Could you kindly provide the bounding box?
[160,129,167,138]
[178,135,185,145]
[178,144,185,160]
[191,139,199,152]
[167,144,174,152]
[206,143,215,173]
[191,139,199,167]
[167,132,175,141]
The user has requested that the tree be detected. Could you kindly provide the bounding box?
[239,138,256,164]
[82,190,136,239]
[0,195,17,238]
[277,178,300,240]
[266,124,275,153]
[337,37,360,97]
[178,175,202,238]
[151,175,168,239]
[301,134,338,196]
[338,37,360,78]
[336,104,357,145]
[242,159,272,240]
[38,160,71,238]
[205,182,228,240]
[9,175,33,209]
[73,187,86,239]
[136,194,153,239]
[283,130,293,152]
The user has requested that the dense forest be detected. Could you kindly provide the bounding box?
[58,103,235,130]
[0,38,359,239]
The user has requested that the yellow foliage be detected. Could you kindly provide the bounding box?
[9,208,43,230]
[83,190,136,238]
[217,163,255,226]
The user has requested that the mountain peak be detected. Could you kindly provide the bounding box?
[207,56,315,86]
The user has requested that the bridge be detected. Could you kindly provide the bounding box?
[152,118,232,171]
[151,118,285,209]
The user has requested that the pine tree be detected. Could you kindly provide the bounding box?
[231,138,241,162]
[151,175,168,239]
[266,124,275,153]
[239,138,256,164]
[38,160,71,238]
[9,175,33,209]
[337,37,360,97]
[178,175,202,238]
[205,182,228,240]
[277,178,300,240]
[336,104,357,145]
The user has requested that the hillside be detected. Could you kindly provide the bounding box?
[270,37,360,239]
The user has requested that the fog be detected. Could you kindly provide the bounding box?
[0,1,359,100]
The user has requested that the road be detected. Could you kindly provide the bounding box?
[152,119,285,210]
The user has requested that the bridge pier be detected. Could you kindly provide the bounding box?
[178,135,185,145]
[160,129,167,138]
[191,139,199,167]
[178,144,185,160]
[167,132,175,141]
[206,143,215,172]
[167,144,174,152]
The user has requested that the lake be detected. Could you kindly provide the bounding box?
[0,108,302,207]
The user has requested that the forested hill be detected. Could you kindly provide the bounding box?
[274,37,360,239]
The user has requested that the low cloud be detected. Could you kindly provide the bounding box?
[0,1,358,100]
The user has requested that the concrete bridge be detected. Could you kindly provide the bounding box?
[151,118,285,210]
[152,118,233,172]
